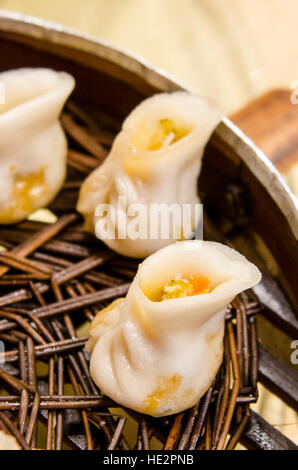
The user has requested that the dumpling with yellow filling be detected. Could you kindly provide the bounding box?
[87,240,261,417]
[0,68,75,223]
[77,92,221,258]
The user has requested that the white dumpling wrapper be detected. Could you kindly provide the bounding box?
[0,68,75,223]
[87,240,261,417]
[77,92,221,258]
[0,430,21,450]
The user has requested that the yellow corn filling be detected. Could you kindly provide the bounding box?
[144,374,182,414]
[159,276,211,301]
[0,167,48,224]
[149,119,190,151]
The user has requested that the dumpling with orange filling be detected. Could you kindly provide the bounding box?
[77,92,221,258]
[87,240,261,417]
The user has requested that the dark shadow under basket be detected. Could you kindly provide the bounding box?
[0,11,297,450]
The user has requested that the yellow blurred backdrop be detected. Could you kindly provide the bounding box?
[0,0,297,446]
[1,0,298,113]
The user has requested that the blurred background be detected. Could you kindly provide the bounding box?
[1,0,298,112]
[0,0,297,446]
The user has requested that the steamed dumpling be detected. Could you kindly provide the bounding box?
[87,240,261,417]
[77,92,221,258]
[0,68,75,223]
